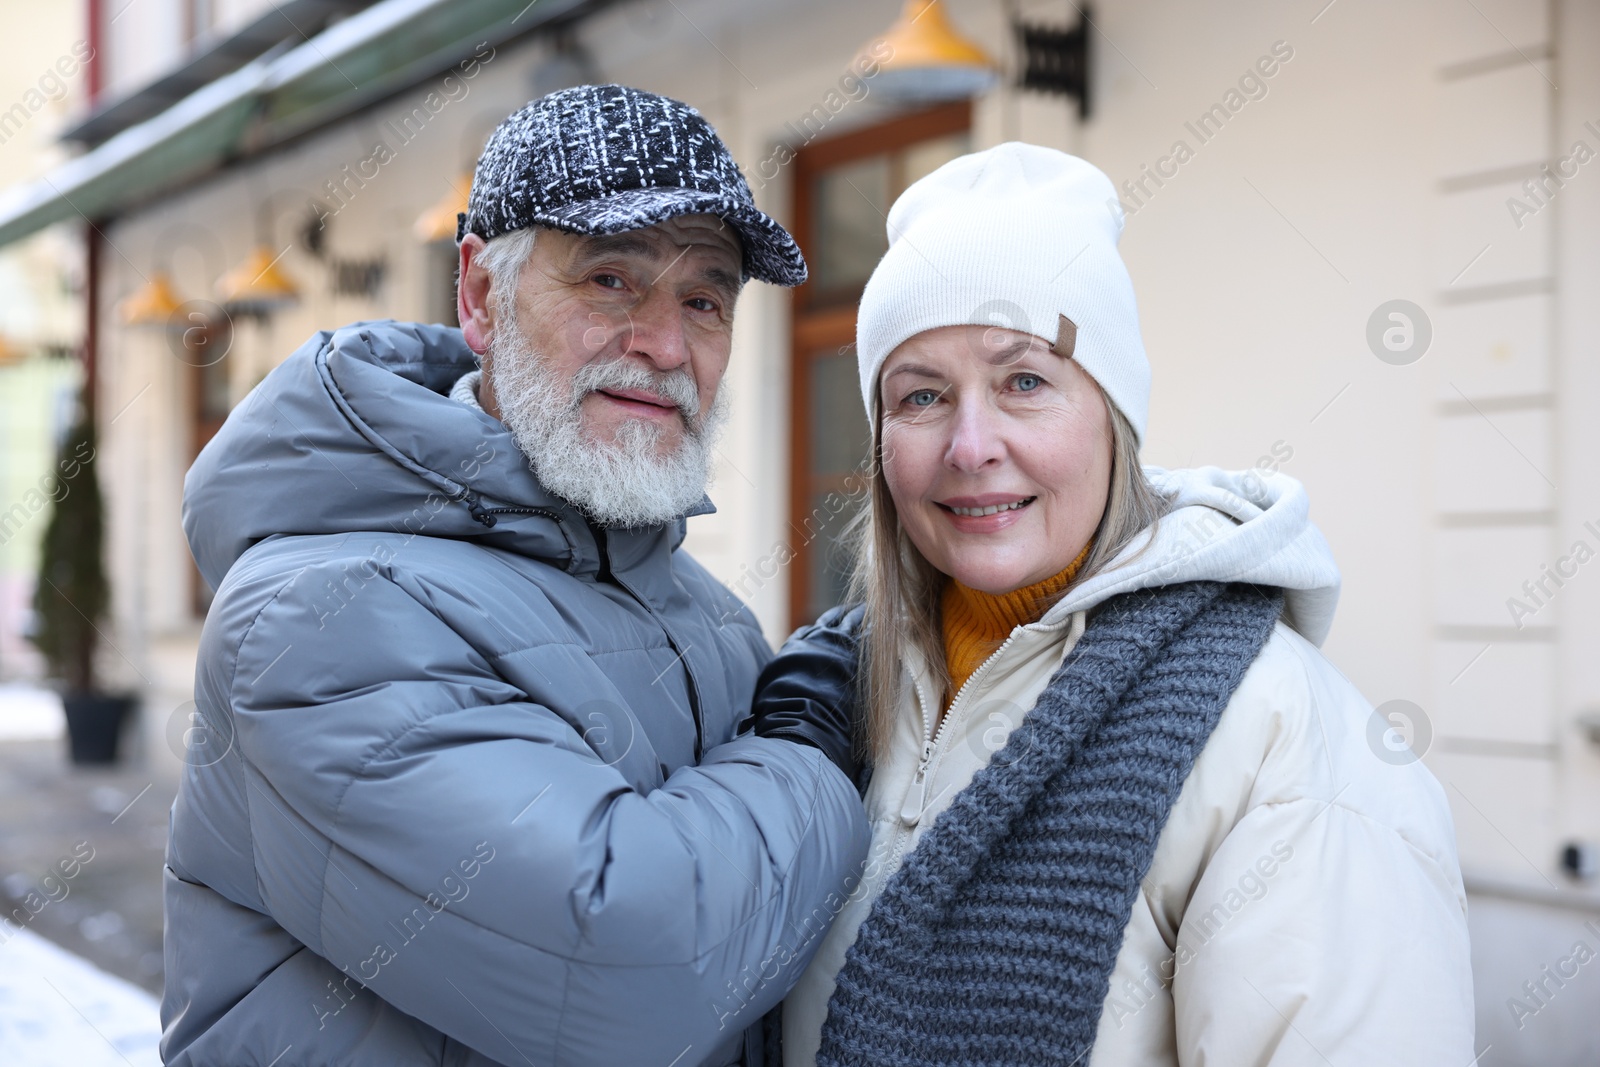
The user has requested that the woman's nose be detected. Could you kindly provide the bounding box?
[944,398,1005,472]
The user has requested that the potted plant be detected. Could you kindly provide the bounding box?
[29,396,134,763]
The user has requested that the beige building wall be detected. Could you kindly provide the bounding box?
[87,1,1598,1060]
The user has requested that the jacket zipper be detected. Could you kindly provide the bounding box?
[601,532,707,763]
[890,626,1029,865]
[457,488,564,531]
[469,495,709,762]
[907,631,1025,801]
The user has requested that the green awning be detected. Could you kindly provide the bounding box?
[0,0,589,247]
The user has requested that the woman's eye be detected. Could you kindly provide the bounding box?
[1013,373,1043,392]
[906,389,940,407]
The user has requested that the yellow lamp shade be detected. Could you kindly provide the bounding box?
[216,245,299,313]
[119,272,185,327]
[863,0,998,101]
[415,173,472,243]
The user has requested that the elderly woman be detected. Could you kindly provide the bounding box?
[762,144,1474,1065]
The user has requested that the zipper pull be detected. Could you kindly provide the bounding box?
[899,783,924,826]
[901,740,937,825]
[461,489,497,528]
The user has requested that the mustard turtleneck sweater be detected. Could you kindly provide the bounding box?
[941,542,1092,710]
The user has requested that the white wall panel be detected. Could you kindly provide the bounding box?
[1432,639,1555,743]
[1431,293,1552,399]
[1435,182,1552,289]
[1436,60,1551,177]
[1435,525,1554,629]
[1435,407,1554,514]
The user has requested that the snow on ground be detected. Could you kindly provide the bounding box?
[0,683,63,741]
[0,683,162,1066]
[0,925,161,1066]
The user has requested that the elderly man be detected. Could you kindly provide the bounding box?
[162,85,867,1067]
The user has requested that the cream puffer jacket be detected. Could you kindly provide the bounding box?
[783,466,1475,1066]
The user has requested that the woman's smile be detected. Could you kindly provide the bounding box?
[935,494,1038,532]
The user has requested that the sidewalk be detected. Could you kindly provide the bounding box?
[0,685,176,999]
[0,926,162,1065]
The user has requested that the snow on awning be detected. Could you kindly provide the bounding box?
[0,0,590,248]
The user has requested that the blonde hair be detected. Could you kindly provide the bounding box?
[845,377,1169,764]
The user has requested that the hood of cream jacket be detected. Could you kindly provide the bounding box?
[783,466,1474,1067]
[1053,464,1342,643]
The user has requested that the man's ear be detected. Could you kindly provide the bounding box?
[457,234,494,355]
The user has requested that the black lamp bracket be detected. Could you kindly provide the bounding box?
[1015,5,1093,119]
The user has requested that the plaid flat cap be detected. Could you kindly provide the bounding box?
[458,83,807,287]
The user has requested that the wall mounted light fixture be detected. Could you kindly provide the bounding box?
[217,191,309,318]
[118,272,185,327]
[1014,5,1093,119]
[857,0,998,104]
[120,224,234,368]
[216,246,299,317]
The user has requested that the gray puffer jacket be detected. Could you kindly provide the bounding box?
[162,321,869,1067]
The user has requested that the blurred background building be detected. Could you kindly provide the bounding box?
[0,0,88,680]
[0,0,1595,1062]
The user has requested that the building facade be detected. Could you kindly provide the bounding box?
[0,0,90,679]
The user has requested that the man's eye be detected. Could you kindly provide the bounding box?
[686,297,718,313]
[593,273,626,289]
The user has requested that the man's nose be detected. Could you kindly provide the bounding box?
[944,396,1005,472]
[623,285,690,373]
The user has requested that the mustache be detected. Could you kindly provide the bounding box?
[572,358,703,423]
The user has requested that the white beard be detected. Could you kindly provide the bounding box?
[487,318,730,528]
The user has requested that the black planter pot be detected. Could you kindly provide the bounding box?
[62,692,135,765]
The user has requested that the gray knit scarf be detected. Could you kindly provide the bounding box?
[815,580,1285,1066]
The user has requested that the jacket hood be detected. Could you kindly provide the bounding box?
[1046,465,1342,646]
[182,320,708,590]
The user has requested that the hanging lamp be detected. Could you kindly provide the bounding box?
[118,271,185,327]
[861,0,998,102]
[216,245,299,317]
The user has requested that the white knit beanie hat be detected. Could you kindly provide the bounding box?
[856,142,1150,442]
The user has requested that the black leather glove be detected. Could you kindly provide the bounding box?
[749,603,865,783]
